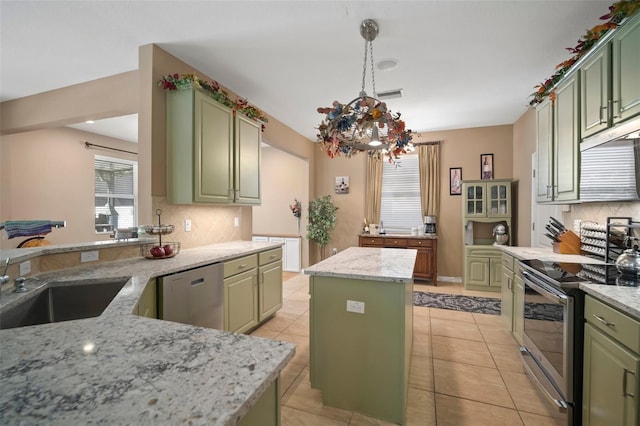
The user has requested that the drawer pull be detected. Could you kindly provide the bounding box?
[623,368,635,398]
[592,314,616,328]
[238,264,247,269]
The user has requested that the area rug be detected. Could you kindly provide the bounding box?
[413,291,501,315]
[413,291,564,321]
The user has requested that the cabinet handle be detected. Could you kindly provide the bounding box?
[623,368,635,398]
[546,185,551,199]
[598,105,607,124]
[592,314,616,328]
[610,99,620,119]
[238,264,247,269]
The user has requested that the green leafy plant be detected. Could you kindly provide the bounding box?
[306,195,339,260]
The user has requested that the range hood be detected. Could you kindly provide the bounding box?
[580,117,640,202]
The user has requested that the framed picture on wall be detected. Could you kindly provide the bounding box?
[335,176,349,194]
[480,154,494,180]
[449,167,462,195]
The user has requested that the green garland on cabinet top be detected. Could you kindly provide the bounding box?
[158,73,268,128]
[529,0,640,106]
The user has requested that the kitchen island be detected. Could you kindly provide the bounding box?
[305,246,417,425]
[0,241,295,425]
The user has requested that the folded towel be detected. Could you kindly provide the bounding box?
[4,220,52,239]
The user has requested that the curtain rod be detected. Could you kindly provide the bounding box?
[413,140,441,146]
[84,141,137,155]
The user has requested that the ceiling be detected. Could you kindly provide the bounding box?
[0,1,614,142]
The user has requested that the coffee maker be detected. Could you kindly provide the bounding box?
[424,215,436,235]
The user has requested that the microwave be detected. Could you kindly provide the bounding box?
[580,117,640,202]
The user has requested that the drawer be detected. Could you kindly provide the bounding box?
[585,295,640,353]
[224,254,258,278]
[466,246,501,258]
[407,239,434,248]
[502,253,514,272]
[359,236,384,247]
[259,248,282,266]
[385,238,408,248]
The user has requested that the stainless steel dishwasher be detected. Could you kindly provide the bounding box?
[158,262,224,330]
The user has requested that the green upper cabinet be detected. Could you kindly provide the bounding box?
[581,14,640,139]
[612,14,640,124]
[553,70,580,202]
[166,87,261,205]
[535,99,554,202]
[462,179,511,218]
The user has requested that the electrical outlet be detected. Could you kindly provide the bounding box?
[80,251,99,263]
[234,217,240,227]
[346,300,365,314]
[19,261,31,276]
[185,219,192,232]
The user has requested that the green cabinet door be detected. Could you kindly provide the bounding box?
[612,14,640,124]
[512,273,525,345]
[466,256,490,287]
[464,183,486,217]
[487,181,511,217]
[553,71,579,202]
[195,90,234,203]
[234,113,261,205]
[583,323,640,426]
[536,99,554,202]
[501,268,513,329]
[224,269,258,334]
[489,257,503,288]
[259,261,283,321]
[580,44,611,138]
[137,279,157,319]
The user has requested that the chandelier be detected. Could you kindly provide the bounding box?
[316,19,414,160]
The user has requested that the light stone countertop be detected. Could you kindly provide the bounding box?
[499,245,640,320]
[304,246,417,282]
[0,240,295,425]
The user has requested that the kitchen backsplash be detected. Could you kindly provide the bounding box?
[152,197,244,249]
[563,201,640,234]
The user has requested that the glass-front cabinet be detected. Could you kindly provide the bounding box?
[463,179,511,218]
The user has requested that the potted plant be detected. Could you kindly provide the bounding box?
[306,195,339,260]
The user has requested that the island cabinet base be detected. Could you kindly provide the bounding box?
[238,378,280,426]
[309,275,413,425]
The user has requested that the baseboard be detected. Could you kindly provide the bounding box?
[437,276,462,283]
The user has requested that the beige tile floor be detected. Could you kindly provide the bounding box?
[251,275,564,426]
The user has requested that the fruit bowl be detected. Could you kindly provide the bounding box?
[142,242,180,259]
[139,224,175,235]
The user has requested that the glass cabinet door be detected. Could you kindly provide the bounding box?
[465,184,486,216]
[487,182,511,217]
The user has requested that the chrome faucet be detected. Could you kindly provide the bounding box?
[13,276,39,293]
[0,258,9,286]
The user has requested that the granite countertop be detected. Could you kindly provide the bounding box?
[304,246,417,282]
[499,245,640,321]
[0,240,295,425]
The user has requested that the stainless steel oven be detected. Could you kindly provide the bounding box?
[518,261,586,426]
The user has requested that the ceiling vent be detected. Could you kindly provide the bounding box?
[377,89,403,100]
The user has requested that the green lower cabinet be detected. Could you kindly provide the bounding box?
[500,266,513,329]
[259,260,283,321]
[466,256,490,287]
[309,275,412,424]
[583,323,639,426]
[238,378,280,426]
[224,268,259,334]
[134,279,157,318]
[512,273,524,345]
[464,248,502,292]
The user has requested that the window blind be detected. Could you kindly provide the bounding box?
[94,156,137,231]
[379,154,423,232]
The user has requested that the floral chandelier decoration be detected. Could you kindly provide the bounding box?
[158,73,269,127]
[529,0,640,106]
[316,19,414,161]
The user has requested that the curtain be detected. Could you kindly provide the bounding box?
[365,155,383,224]
[418,143,440,218]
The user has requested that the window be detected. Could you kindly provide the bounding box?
[94,156,137,233]
[379,154,423,233]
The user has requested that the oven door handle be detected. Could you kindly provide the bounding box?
[522,271,568,305]
[520,347,569,412]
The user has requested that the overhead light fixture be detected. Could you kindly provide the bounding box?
[85,120,95,124]
[376,58,399,71]
[316,19,414,160]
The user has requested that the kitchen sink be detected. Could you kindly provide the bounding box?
[0,278,128,330]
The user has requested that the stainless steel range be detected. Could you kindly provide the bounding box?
[517,260,638,426]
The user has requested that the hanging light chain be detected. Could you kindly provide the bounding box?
[360,38,369,97]
[369,39,376,98]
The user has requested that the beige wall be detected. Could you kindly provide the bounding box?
[512,108,537,247]
[0,127,138,248]
[253,146,310,267]
[312,125,513,276]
